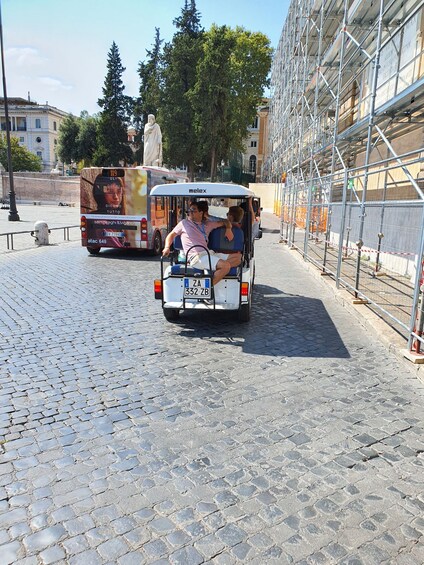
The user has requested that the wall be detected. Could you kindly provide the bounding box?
[0,174,279,213]
[248,182,278,212]
[1,172,79,204]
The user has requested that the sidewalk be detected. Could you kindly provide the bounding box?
[265,212,417,375]
[0,203,80,252]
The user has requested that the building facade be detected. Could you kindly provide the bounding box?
[0,97,68,172]
[242,99,269,183]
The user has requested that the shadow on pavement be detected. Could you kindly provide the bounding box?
[85,248,162,261]
[175,284,350,358]
[261,227,280,234]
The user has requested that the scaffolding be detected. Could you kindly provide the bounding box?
[265,0,424,351]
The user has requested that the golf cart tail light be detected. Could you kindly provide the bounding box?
[154,279,162,298]
[241,282,249,296]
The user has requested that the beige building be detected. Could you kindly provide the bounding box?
[0,97,68,172]
[242,99,269,182]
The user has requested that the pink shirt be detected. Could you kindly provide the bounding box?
[172,219,224,259]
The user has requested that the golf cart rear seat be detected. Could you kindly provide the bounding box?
[169,227,244,276]
[208,226,244,276]
[169,236,205,275]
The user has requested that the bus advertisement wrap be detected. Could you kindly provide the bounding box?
[80,166,183,254]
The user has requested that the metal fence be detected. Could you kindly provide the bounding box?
[0,225,80,252]
[265,0,424,356]
[278,149,424,351]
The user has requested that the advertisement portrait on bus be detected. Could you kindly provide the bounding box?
[80,166,183,255]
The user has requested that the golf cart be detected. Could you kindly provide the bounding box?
[151,182,261,322]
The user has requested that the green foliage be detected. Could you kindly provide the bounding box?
[173,0,203,36]
[0,134,42,172]
[159,0,204,178]
[188,25,235,178]
[93,42,133,166]
[138,1,271,179]
[187,25,272,178]
[228,28,273,147]
[57,114,80,164]
[76,114,98,166]
[138,28,163,123]
[58,112,99,167]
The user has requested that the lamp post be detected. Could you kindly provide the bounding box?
[0,0,19,221]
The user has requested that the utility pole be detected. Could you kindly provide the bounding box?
[0,0,19,221]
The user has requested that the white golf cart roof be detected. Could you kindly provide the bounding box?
[150,182,255,198]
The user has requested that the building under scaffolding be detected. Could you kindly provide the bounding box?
[265,0,424,351]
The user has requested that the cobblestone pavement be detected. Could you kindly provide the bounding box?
[1,212,424,565]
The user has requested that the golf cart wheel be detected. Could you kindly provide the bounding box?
[164,308,179,321]
[238,302,251,322]
[87,246,101,255]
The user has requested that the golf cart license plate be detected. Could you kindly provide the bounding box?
[183,277,211,298]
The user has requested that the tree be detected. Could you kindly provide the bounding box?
[76,112,98,167]
[189,26,272,179]
[57,114,80,164]
[58,112,99,168]
[160,0,204,178]
[188,25,235,179]
[0,134,42,172]
[135,27,164,164]
[93,41,133,166]
[228,28,273,152]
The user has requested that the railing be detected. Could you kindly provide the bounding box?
[0,225,80,251]
[279,156,424,347]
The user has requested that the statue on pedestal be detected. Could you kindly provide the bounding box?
[143,114,163,167]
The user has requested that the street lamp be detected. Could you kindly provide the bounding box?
[0,0,19,221]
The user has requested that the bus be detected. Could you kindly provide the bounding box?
[80,166,184,255]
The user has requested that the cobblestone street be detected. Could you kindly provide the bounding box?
[1,211,424,564]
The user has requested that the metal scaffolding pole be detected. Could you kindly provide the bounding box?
[354,0,385,299]
[304,3,325,257]
[322,0,349,271]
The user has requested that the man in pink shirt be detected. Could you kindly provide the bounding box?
[162,202,242,286]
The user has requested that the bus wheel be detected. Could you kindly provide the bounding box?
[87,247,101,255]
[151,232,162,256]
[238,302,251,322]
[164,308,179,321]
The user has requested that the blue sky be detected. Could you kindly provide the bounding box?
[3,0,290,116]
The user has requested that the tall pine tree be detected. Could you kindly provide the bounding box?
[160,0,204,178]
[94,42,133,166]
[135,28,163,164]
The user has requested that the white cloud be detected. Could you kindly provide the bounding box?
[6,46,47,66]
[39,76,73,91]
